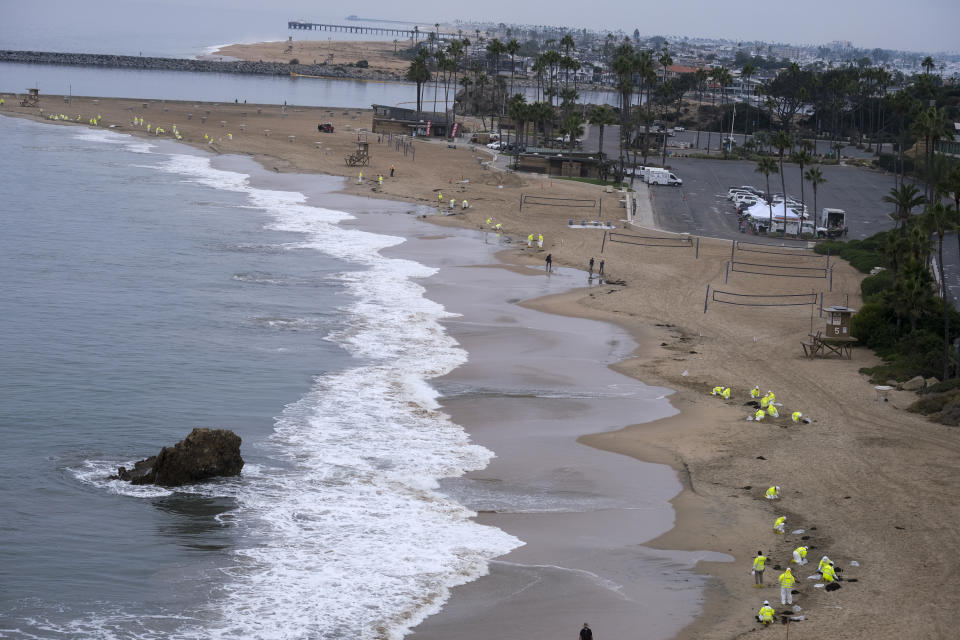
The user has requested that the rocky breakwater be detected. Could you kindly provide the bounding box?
[114,428,243,487]
[0,50,401,81]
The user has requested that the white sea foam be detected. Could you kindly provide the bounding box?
[136,153,523,639]
[73,128,155,154]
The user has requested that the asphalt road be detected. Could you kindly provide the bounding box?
[648,157,898,241]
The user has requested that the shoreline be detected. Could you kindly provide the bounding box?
[4,96,959,639]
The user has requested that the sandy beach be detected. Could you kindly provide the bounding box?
[4,93,959,638]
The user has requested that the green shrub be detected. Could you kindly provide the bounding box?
[907,390,960,414]
[922,378,960,394]
[860,269,893,300]
[850,302,895,349]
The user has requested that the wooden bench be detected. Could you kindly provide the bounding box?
[801,331,823,358]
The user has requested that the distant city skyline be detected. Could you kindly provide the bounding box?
[334,0,957,55]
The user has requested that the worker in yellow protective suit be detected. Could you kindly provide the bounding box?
[793,545,808,565]
[765,486,780,500]
[754,408,765,421]
[822,561,838,583]
[752,551,767,587]
[757,601,775,625]
[792,411,803,422]
[778,568,795,604]
[773,516,786,534]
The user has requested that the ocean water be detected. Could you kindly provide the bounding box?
[0,115,519,639]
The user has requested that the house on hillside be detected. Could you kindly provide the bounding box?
[665,64,700,80]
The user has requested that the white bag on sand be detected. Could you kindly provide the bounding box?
[792,529,805,534]
[791,616,805,621]
[814,583,825,588]
[850,561,860,567]
[792,605,802,612]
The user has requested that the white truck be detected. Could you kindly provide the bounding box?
[817,208,847,238]
[645,167,683,186]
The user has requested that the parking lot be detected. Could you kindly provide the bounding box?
[648,157,898,241]
[667,129,891,159]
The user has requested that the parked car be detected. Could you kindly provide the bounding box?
[673,126,685,132]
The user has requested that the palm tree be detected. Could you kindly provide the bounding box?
[882,183,926,235]
[447,40,465,129]
[589,104,617,163]
[715,67,733,151]
[912,106,953,201]
[406,49,431,113]
[741,63,756,138]
[922,56,935,75]
[560,33,576,89]
[925,202,957,379]
[486,38,507,141]
[561,112,584,152]
[755,157,779,234]
[771,130,792,229]
[804,166,826,228]
[708,68,719,151]
[694,68,708,148]
[506,38,520,98]
[791,147,813,225]
[635,50,655,167]
[611,42,635,174]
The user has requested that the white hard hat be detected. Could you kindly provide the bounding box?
[763,600,769,605]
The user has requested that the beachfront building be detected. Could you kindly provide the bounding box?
[371,104,453,137]
[515,150,603,178]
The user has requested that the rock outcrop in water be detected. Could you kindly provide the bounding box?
[116,428,243,487]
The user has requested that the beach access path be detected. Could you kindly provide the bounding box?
[4,94,958,639]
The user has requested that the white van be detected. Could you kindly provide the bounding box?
[646,168,682,186]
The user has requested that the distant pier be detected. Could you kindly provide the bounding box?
[288,21,416,38]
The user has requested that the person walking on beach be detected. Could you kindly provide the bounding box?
[778,567,795,604]
[378,174,383,189]
[527,233,534,247]
[545,253,553,272]
[589,257,595,274]
[390,164,395,177]
[753,551,767,587]
[579,623,592,640]
[598,260,604,277]
[538,233,544,248]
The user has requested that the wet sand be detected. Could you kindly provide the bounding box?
[6,95,960,639]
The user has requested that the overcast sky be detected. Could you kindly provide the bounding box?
[4,0,956,56]
[286,0,957,54]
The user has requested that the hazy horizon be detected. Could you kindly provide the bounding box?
[3,0,956,56]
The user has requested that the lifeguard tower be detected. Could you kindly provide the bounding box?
[802,305,857,359]
[20,88,40,108]
[345,134,370,167]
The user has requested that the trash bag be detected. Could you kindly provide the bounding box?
[825,582,842,592]
[850,560,860,567]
